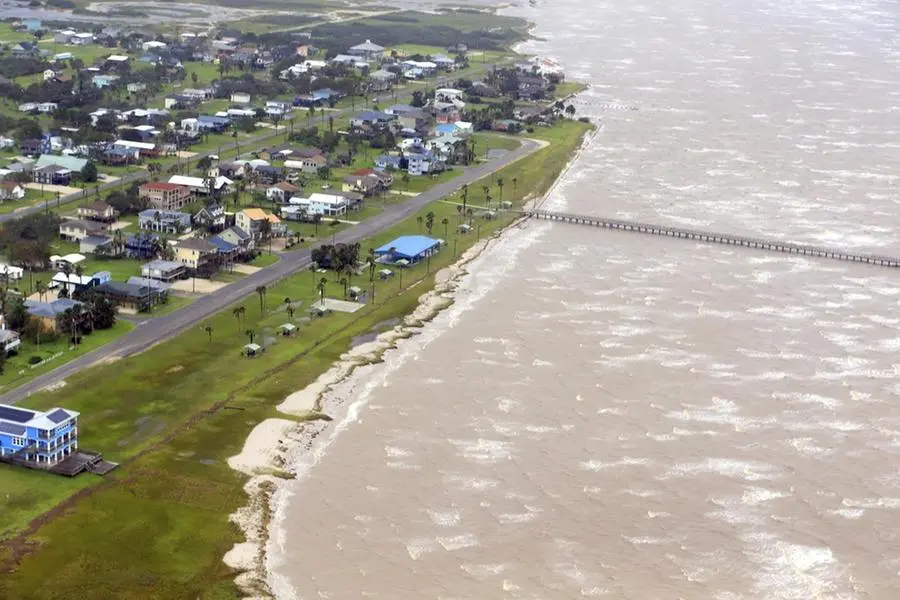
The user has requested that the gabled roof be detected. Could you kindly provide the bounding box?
[176,238,217,253]
[222,225,251,241]
[35,154,88,172]
[349,39,384,53]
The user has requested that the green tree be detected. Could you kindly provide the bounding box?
[245,329,256,345]
[232,305,246,330]
[204,325,213,342]
[80,161,98,183]
[317,277,327,302]
[425,211,435,236]
[441,217,449,238]
[255,285,267,314]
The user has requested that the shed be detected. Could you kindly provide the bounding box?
[278,323,297,336]
[242,343,262,357]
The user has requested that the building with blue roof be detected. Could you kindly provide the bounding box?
[375,235,441,264]
[0,403,79,468]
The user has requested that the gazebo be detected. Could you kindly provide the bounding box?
[279,323,297,336]
[242,343,262,357]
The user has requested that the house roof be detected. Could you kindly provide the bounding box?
[271,182,298,192]
[35,154,88,172]
[241,208,270,221]
[176,238,217,253]
[24,298,83,318]
[375,235,440,259]
[350,39,384,53]
[81,235,113,247]
[144,259,183,272]
[80,201,113,212]
[209,237,237,252]
[222,225,251,241]
[127,276,170,291]
[96,281,160,299]
[61,219,105,232]
[139,209,189,220]
[141,181,189,192]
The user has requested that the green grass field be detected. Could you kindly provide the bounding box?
[0,320,134,398]
[0,189,54,216]
[0,119,592,599]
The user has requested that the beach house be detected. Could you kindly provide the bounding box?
[375,235,441,265]
[0,404,79,468]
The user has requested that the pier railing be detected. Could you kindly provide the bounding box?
[525,210,900,268]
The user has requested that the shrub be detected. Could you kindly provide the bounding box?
[28,356,42,365]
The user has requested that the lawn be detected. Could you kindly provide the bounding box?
[0,23,43,43]
[183,61,222,87]
[248,253,279,268]
[554,81,589,100]
[0,189,54,216]
[0,320,134,396]
[0,118,593,599]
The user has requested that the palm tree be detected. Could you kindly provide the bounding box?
[317,277,327,303]
[481,184,490,205]
[416,215,423,233]
[441,217,449,238]
[310,264,318,290]
[204,325,213,342]
[283,297,291,313]
[255,285,267,314]
[339,277,348,299]
[496,178,505,204]
[512,177,518,196]
[245,329,256,345]
[35,280,46,302]
[456,204,463,224]
[461,183,468,214]
[368,247,377,281]
[287,305,295,320]
[466,208,474,224]
[425,211,435,235]
[232,305,246,331]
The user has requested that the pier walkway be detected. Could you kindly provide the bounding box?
[525,209,900,268]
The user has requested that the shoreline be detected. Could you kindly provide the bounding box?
[224,215,531,598]
[223,120,599,598]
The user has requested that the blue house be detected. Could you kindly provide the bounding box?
[375,235,441,265]
[125,232,159,259]
[0,404,79,468]
[22,19,42,32]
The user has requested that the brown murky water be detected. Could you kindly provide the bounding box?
[269,0,900,597]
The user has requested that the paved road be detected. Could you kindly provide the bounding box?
[0,138,542,403]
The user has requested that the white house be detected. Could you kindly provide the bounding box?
[168,175,232,194]
[0,183,26,201]
[142,40,167,51]
[230,92,251,104]
[287,192,348,217]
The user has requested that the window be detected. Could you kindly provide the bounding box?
[12,436,25,447]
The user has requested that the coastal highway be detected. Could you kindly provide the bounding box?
[0,137,543,404]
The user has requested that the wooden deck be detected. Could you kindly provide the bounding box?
[526,210,900,268]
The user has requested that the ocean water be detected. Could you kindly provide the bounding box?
[268,0,900,597]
